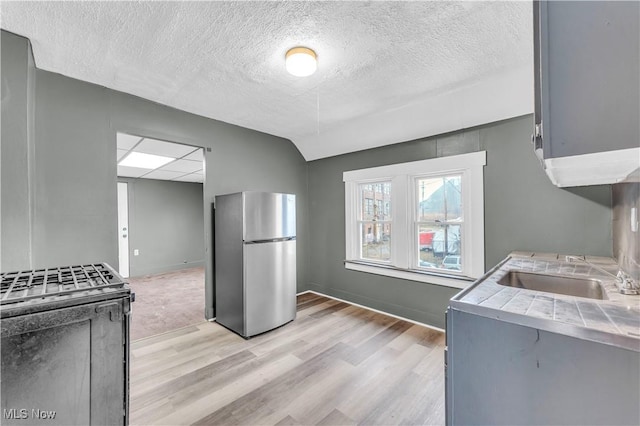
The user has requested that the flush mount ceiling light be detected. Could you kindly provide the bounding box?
[285,47,317,77]
[119,152,175,169]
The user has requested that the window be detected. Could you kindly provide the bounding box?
[344,152,486,289]
[358,182,392,262]
[416,175,463,271]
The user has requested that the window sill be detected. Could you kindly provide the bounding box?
[344,260,475,289]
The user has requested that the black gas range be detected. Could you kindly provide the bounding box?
[1,263,132,426]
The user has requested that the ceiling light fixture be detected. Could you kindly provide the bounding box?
[118,152,175,169]
[285,47,317,77]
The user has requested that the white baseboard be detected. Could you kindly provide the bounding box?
[296,290,444,333]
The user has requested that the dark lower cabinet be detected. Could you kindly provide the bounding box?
[446,309,640,425]
[1,295,130,426]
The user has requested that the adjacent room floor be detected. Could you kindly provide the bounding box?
[130,293,445,425]
[127,267,205,341]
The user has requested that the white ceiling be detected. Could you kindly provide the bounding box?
[117,133,204,183]
[1,1,533,161]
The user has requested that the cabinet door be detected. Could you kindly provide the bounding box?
[536,1,639,159]
[91,300,127,426]
[1,299,127,426]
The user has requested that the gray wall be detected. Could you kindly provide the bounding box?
[1,31,35,270]
[0,31,309,321]
[306,115,612,329]
[118,178,205,277]
[613,182,640,281]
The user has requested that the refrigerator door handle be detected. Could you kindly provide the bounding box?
[245,236,296,244]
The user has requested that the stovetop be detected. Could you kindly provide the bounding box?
[1,263,127,306]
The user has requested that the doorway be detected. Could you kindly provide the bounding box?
[115,132,206,340]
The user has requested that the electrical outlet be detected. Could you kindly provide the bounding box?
[134,249,139,256]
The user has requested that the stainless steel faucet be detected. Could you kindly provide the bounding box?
[565,256,640,295]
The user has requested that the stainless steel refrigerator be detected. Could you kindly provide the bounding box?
[214,192,296,338]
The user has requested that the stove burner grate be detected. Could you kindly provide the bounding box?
[1,263,124,305]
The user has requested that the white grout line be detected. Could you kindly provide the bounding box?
[596,303,624,335]
[525,294,538,316]
[296,290,445,333]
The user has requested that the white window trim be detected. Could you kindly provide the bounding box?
[344,151,486,289]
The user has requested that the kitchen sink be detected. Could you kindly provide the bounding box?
[497,271,607,300]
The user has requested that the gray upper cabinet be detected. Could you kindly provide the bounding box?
[533,1,640,187]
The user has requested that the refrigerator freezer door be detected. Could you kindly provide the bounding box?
[243,240,296,337]
[243,192,296,241]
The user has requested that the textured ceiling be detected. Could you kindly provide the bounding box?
[1,1,533,160]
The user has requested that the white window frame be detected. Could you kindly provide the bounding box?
[344,151,486,289]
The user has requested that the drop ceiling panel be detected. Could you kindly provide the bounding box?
[174,174,204,183]
[117,133,142,150]
[183,149,204,161]
[136,138,199,158]
[142,169,188,180]
[117,165,150,178]
[116,149,129,161]
[162,159,203,173]
[116,132,204,182]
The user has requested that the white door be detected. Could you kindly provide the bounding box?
[117,182,130,278]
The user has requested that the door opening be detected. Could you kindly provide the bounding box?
[115,132,206,341]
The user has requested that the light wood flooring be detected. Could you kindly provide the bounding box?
[130,293,445,425]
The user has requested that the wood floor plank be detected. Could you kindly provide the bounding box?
[341,319,413,366]
[272,357,354,424]
[135,354,303,425]
[288,345,399,424]
[130,351,223,397]
[297,299,345,320]
[164,338,308,411]
[131,324,200,350]
[337,343,433,423]
[130,295,446,426]
[308,301,351,318]
[133,349,256,408]
[296,296,332,311]
[296,292,323,304]
[340,310,400,347]
[131,325,238,379]
[191,343,350,425]
[274,415,302,426]
[248,311,351,358]
[132,323,220,358]
[133,341,308,421]
[387,323,442,352]
[412,342,444,378]
[292,312,366,361]
[359,363,441,425]
[316,408,357,426]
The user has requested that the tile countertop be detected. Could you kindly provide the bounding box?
[449,252,640,352]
